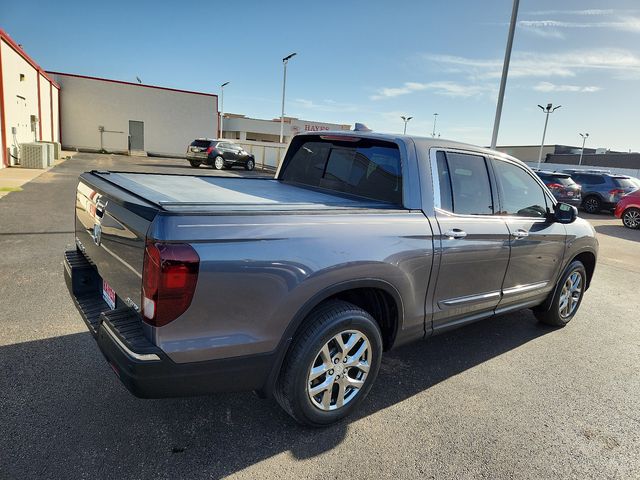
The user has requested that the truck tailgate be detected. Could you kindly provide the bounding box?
[74,173,159,311]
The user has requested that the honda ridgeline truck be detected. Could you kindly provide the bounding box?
[64,130,598,426]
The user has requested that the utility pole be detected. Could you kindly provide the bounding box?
[490,0,520,149]
[280,52,297,143]
[220,81,229,139]
[536,103,562,169]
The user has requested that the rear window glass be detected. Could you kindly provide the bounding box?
[190,140,211,148]
[546,175,575,186]
[280,138,402,205]
[613,177,635,188]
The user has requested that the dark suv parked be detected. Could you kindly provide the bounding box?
[562,170,637,213]
[186,139,256,171]
[535,171,582,207]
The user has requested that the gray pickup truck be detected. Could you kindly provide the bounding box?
[64,130,598,426]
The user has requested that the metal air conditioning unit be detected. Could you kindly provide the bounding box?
[39,141,62,161]
[19,143,48,169]
[38,142,55,166]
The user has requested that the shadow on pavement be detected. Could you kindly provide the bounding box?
[0,311,554,479]
[594,224,640,242]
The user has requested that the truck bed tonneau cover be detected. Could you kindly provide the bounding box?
[91,172,396,212]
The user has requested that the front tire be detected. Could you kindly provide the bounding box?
[534,260,586,327]
[275,300,382,427]
[582,196,601,214]
[213,156,225,170]
[245,158,255,171]
[622,208,640,229]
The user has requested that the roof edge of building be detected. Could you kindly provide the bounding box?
[47,71,218,99]
[0,29,60,89]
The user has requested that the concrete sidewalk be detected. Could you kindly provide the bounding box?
[0,152,74,199]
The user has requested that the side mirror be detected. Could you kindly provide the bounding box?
[554,202,578,224]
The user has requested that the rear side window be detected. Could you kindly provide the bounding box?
[613,177,635,188]
[547,175,575,186]
[577,174,605,185]
[190,140,211,148]
[280,138,402,204]
[436,151,494,215]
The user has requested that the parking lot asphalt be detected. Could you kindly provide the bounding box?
[1,153,638,480]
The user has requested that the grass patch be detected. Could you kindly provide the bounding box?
[0,186,23,192]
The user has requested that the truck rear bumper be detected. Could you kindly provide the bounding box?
[64,249,276,398]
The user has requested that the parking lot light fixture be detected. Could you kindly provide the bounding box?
[220,81,230,139]
[536,103,562,170]
[280,52,297,143]
[579,133,589,165]
[432,113,439,137]
[400,116,413,134]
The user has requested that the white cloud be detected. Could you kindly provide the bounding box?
[518,17,640,34]
[292,98,359,112]
[370,80,493,100]
[525,9,626,17]
[533,82,601,93]
[422,49,640,80]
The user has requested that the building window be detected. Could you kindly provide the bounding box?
[19,74,25,81]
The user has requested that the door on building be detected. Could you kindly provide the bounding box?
[129,121,144,151]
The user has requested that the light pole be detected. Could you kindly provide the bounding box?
[536,103,562,169]
[579,133,589,165]
[219,81,229,139]
[401,116,413,134]
[432,113,439,137]
[490,0,520,149]
[280,52,297,143]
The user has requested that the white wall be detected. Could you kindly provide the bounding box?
[39,73,52,141]
[0,36,60,167]
[52,74,218,156]
[52,87,60,143]
[1,38,39,156]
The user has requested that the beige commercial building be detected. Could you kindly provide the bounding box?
[222,113,350,144]
[49,72,218,157]
[0,29,60,168]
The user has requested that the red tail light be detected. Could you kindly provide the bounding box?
[142,242,199,327]
[547,183,563,190]
[206,146,214,154]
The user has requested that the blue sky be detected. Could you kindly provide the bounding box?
[2,0,640,151]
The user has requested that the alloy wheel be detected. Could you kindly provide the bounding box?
[307,330,371,411]
[623,209,640,229]
[559,271,583,319]
[214,157,224,170]
[584,198,599,213]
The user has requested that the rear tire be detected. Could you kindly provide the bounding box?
[274,300,382,427]
[622,208,640,229]
[534,260,586,327]
[188,160,201,168]
[213,156,225,170]
[582,196,601,214]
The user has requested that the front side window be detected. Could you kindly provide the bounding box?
[493,160,549,218]
[436,151,494,215]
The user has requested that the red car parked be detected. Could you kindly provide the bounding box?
[615,189,640,229]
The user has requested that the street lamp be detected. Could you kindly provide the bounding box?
[220,81,230,139]
[579,133,589,165]
[280,52,297,143]
[432,113,439,137]
[536,103,562,169]
[400,116,413,134]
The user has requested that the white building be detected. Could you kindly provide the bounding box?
[0,29,60,169]
[48,72,219,157]
[222,113,350,143]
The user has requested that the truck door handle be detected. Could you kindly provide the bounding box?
[444,229,467,239]
[511,229,529,238]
